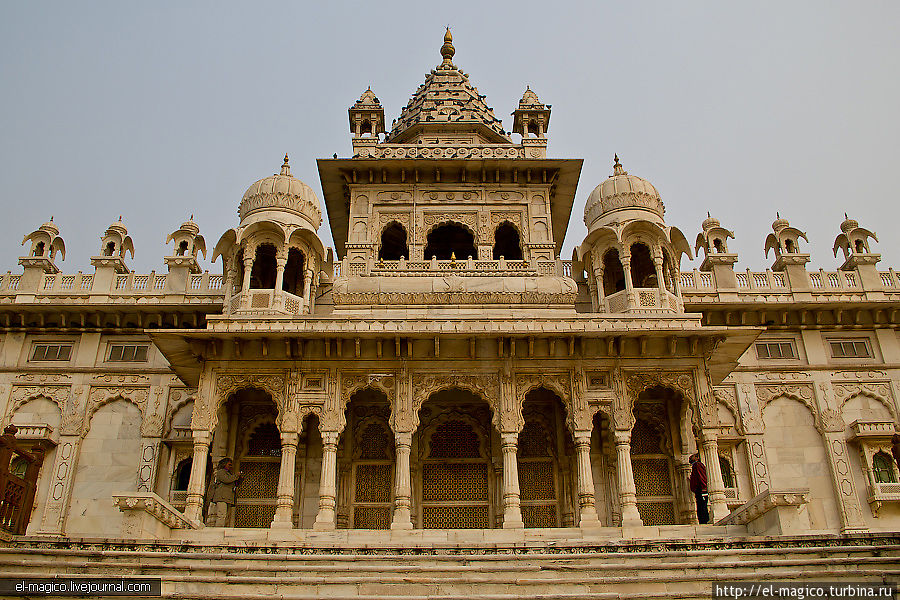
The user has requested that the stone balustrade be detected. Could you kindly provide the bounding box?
[718,489,810,535]
[113,492,200,538]
[343,257,572,278]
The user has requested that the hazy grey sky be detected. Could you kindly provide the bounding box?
[2,2,898,275]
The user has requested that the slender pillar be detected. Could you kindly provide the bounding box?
[271,431,299,528]
[653,257,667,307]
[303,268,314,310]
[223,262,236,311]
[391,431,413,529]
[183,430,211,523]
[240,254,254,309]
[699,430,729,523]
[314,431,339,530]
[500,433,524,528]
[574,433,601,527]
[36,435,82,535]
[621,254,635,310]
[273,255,287,308]
[594,267,605,311]
[614,430,643,527]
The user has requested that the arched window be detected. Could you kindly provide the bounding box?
[713,238,724,253]
[282,247,305,296]
[177,241,189,256]
[378,222,409,260]
[247,422,282,457]
[630,243,656,288]
[104,241,116,256]
[602,249,625,296]
[173,458,192,491]
[719,456,735,489]
[424,223,477,260]
[873,452,897,483]
[784,239,795,253]
[492,222,522,260]
[250,244,277,289]
[360,120,372,135]
[855,239,866,254]
[33,241,45,257]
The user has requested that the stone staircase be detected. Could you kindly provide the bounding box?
[1,532,898,599]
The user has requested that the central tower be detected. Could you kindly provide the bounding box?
[318,30,583,312]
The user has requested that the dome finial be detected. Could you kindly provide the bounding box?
[440,27,455,68]
[844,212,848,220]
[776,212,780,219]
[612,154,626,176]
[281,154,291,176]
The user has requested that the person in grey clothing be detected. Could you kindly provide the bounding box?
[205,458,243,527]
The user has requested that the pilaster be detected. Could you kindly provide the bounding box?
[36,434,82,535]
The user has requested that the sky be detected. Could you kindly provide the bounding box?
[1,2,898,275]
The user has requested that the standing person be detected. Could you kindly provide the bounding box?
[205,458,243,527]
[689,453,710,524]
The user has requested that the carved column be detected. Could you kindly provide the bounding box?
[271,431,298,528]
[136,437,161,493]
[273,255,287,308]
[36,434,82,535]
[223,260,236,311]
[621,253,635,310]
[594,266,605,312]
[500,433,524,528]
[183,430,211,523]
[699,429,729,522]
[240,253,254,309]
[737,383,770,495]
[303,268,314,308]
[314,431,339,530]
[574,432,601,527]
[614,430,643,526]
[675,458,696,523]
[391,431,414,529]
[652,253,667,307]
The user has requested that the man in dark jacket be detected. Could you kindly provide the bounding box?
[689,453,710,524]
[205,458,243,527]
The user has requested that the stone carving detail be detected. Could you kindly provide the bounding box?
[60,387,87,436]
[85,386,149,434]
[15,373,71,383]
[136,441,159,492]
[331,291,576,305]
[819,408,846,433]
[490,212,523,229]
[832,382,896,420]
[822,432,866,527]
[113,492,199,529]
[423,212,477,232]
[6,385,71,423]
[164,388,196,434]
[215,374,286,412]
[756,371,810,381]
[363,146,524,160]
[378,212,411,230]
[92,374,150,384]
[341,373,396,405]
[833,370,887,380]
[713,386,737,416]
[411,373,499,428]
[755,383,815,416]
[740,409,765,435]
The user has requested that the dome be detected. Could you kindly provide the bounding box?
[840,213,859,233]
[584,156,664,228]
[39,217,59,237]
[772,213,790,233]
[701,213,720,232]
[239,155,323,230]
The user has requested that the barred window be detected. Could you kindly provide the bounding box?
[829,339,871,359]
[31,343,73,361]
[755,341,796,360]
[873,452,896,484]
[108,343,149,362]
[719,456,735,489]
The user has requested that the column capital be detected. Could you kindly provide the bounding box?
[280,431,299,447]
[394,431,413,447]
[192,430,212,445]
[614,429,632,445]
[321,430,340,446]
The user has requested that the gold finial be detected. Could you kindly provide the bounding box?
[707,211,711,218]
[118,215,122,221]
[776,212,780,219]
[190,214,194,221]
[844,212,849,220]
[50,215,53,222]
[281,154,291,176]
[612,154,626,176]
[440,27,455,67]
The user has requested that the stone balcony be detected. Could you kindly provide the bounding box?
[603,288,680,314]
[227,289,304,316]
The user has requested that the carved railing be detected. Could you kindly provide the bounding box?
[0,425,45,535]
[603,288,678,314]
[227,289,304,315]
[681,268,871,294]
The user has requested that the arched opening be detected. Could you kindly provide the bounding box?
[630,243,656,288]
[630,386,691,526]
[33,241,45,257]
[414,388,495,528]
[424,223,477,260]
[719,456,735,489]
[250,244,277,289]
[784,239,795,253]
[378,222,409,260]
[282,247,305,296]
[527,120,539,136]
[712,238,724,253]
[174,458,192,492]
[855,239,866,254]
[360,120,372,135]
[104,241,116,256]
[337,387,394,529]
[602,249,625,296]
[873,452,896,484]
[492,222,523,260]
[177,241,189,256]
[216,387,280,528]
[518,387,574,527]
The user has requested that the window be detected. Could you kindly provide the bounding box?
[719,456,735,489]
[873,453,897,484]
[755,341,796,360]
[31,343,72,361]
[830,339,871,358]
[108,343,149,362]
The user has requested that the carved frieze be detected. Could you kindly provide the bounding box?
[215,374,286,410]
[755,383,815,415]
[422,212,477,233]
[86,386,149,430]
[411,373,499,429]
[15,373,71,383]
[832,382,896,419]
[7,385,71,421]
[341,373,396,405]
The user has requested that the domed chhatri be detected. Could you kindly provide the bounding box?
[239,154,323,230]
[584,155,665,229]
